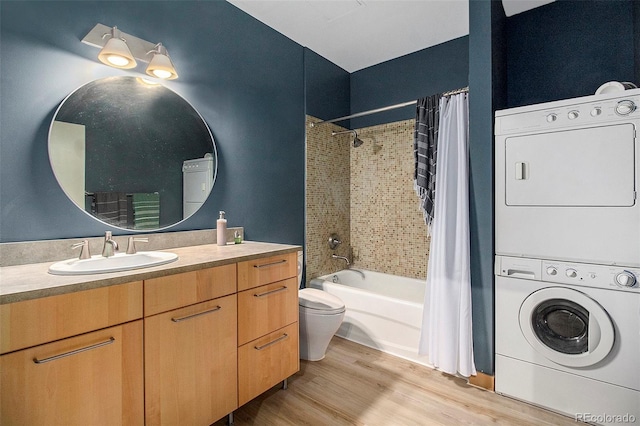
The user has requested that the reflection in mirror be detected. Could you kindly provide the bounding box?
[49,76,217,231]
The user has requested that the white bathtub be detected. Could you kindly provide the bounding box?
[309,269,431,367]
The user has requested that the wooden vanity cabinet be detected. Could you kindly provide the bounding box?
[0,249,300,425]
[0,283,144,426]
[236,253,300,406]
[143,265,238,426]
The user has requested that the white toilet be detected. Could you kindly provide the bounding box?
[299,288,345,361]
[296,251,346,361]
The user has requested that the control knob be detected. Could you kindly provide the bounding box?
[568,110,579,120]
[546,266,558,276]
[546,113,557,123]
[565,269,578,278]
[590,107,602,117]
[615,100,636,116]
[614,271,637,287]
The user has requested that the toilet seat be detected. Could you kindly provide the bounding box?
[299,288,345,315]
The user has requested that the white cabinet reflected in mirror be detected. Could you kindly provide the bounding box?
[48,76,217,231]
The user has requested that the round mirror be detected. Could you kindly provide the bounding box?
[48,76,217,231]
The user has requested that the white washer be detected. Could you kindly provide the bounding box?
[495,256,640,423]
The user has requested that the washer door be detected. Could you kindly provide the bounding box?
[519,287,615,367]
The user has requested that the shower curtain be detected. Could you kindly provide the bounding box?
[418,92,476,378]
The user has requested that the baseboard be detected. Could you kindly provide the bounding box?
[468,371,494,391]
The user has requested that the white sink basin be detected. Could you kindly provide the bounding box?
[48,251,178,275]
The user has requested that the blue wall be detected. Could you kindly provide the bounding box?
[304,49,350,123]
[506,0,636,107]
[0,1,305,244]
[467,0,507,377]
[350,36,469,129]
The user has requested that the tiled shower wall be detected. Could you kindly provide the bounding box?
[305,116,429,283]
[350,120,429,279]
[305,116,351,284]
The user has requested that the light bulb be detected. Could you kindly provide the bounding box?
[106,55,131,67]
[152,69,172,79]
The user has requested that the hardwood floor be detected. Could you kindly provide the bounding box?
[215,337,578,426]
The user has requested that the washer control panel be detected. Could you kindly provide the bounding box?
[542,260,639,292]
[495,256,640,293]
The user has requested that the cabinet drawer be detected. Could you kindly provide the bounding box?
[1,281,143,354]
[237,252,297,291]
[144,264,236,316]
[238,322,299,406]
[145,294,237,425]
[1,320,144,426]
[238,277,298,345]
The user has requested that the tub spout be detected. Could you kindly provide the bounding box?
[331,254,350,266]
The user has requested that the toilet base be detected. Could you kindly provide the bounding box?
[298,308,345,361]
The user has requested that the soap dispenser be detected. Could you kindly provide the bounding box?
[217,211,227,246]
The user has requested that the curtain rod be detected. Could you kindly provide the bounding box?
[309,86,468,128]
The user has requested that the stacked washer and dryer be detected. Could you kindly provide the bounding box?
[494,89,640,424]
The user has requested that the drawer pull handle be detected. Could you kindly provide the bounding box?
[254,333,288,351]
[33,337,115,364]
[253,259,287,269]
[171,305,222,322]
[254,286,288,298]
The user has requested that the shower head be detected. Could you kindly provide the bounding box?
[332,129,364,148]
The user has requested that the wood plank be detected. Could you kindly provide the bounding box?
[217,337,578,426]
[469,371,495,391]
[1,281,143,354]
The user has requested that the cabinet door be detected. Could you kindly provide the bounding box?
[1,281,143,354]
[0,321,143,426]
[237,252,297,291]
[145,294,237,425]
[238,277,299,345]
[144,265,236,316]
[238,322,299,406]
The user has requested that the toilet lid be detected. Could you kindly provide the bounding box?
[299,288,345,313]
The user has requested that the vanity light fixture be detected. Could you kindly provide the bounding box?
[82,23,179,80]
[146,43,178,80]
[97,26,137,69]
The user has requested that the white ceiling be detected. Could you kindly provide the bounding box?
[227,0,555,73]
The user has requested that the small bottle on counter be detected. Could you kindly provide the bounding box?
[217,211,227,246]
[234,230,242,244]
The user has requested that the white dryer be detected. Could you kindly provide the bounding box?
[182,155,214,219]
[495,89,640,267]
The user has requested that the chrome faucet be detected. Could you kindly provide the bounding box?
[126,236,148,254]
[102,231,119,258]
[72,240,91,260]
[331,254,350,266]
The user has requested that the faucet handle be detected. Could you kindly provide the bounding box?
[72,240,91,260]
[126,237,149,254]
[328,233,342,250]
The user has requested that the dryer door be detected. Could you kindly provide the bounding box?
[519,287,615,367]
[505,123,636,207]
